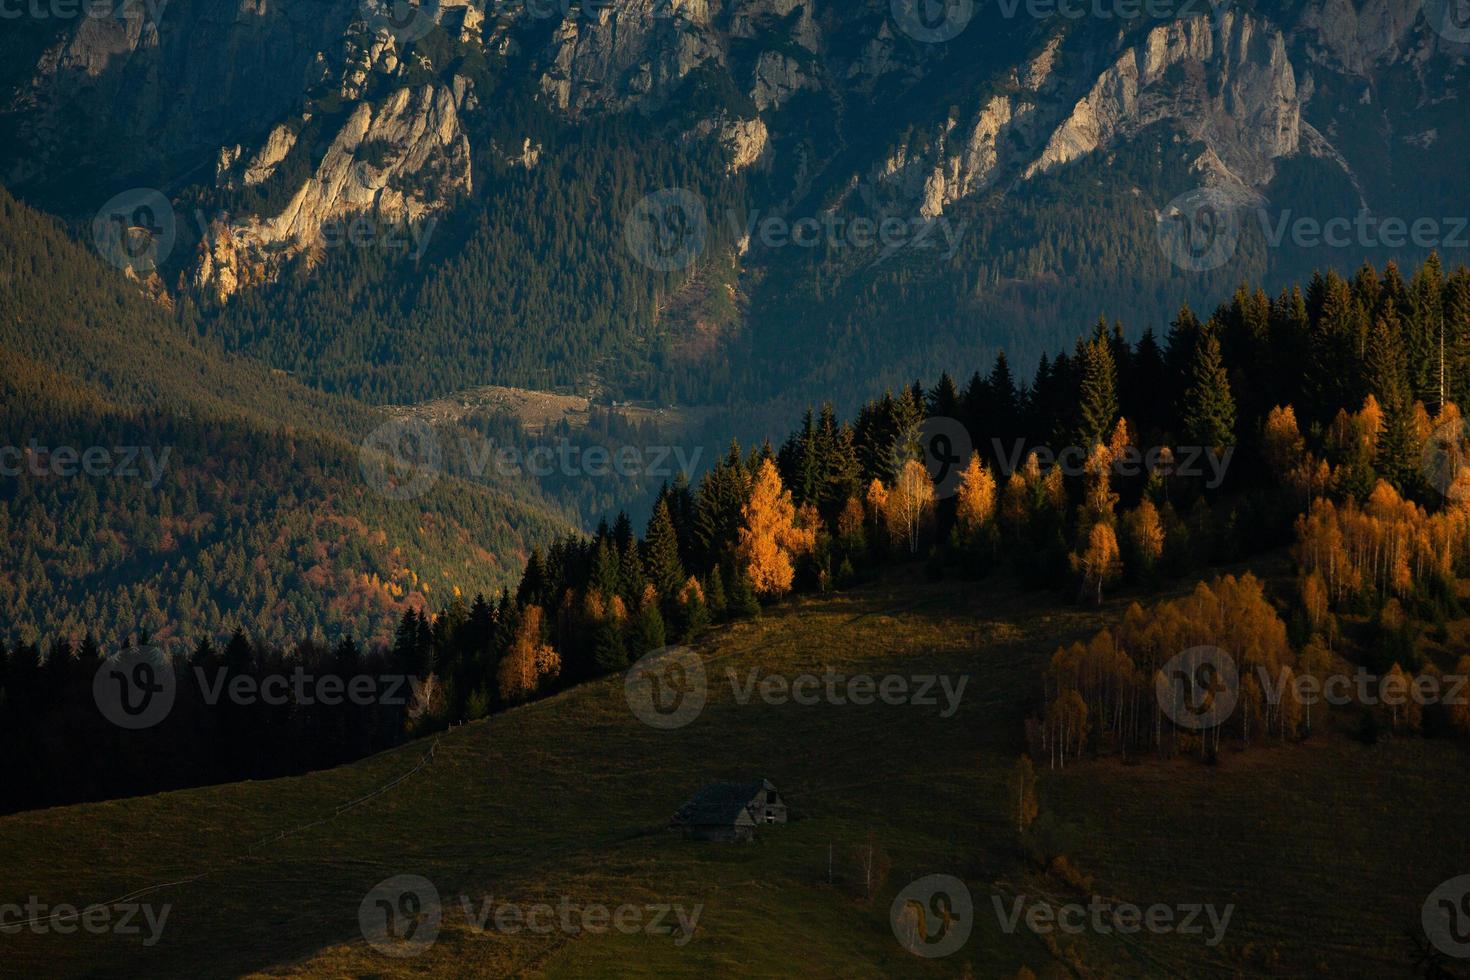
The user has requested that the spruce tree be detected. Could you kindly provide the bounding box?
[1446,268,1470,411]
[642,499,686,602]
[669,578,708,641]
[727,566,762,618]
[1075,337,1119,448]
[927,372,961,419]
[393,609,421,674]
[989,350,1018,415]
[590,538,621,599]
[631,600,666,657]
[1410,253,1446,408]
[1365,316,1416,488]
[617,541,646,607]
[1180,330,1237,453]
[704,565,728,622]
[593,619,627,673]
[1128,328,1167,436]
[818,405,861,519]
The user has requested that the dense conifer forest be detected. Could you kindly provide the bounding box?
[11,254,1470,811]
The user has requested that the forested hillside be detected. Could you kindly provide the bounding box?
[14,255,1470,814]
[0,189,574,647]
[4,0,1466,413]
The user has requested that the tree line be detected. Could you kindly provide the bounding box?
[10,256,1470,810]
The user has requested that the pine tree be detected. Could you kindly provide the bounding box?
[1180,330,1237,453]
[1126,328,1167,437]
[987,351,1020,447]
[927,372,961,419]
[618,539,646,607]
[1165,305,1205,416]
[1307,271,1366,422]
[1410,252,1447,409]
[593,618,628,673]
[667,474,697,569]
[642,499,686,601]
[612,512,635,553]
[704,565,728,622]
[517,548,547,608]
[1447,268,1470,411]
[1364,316,1416,488]
[778,409,822,507]
[693,442,749,572]
[630,588,667,657]
[393,608,424,676]
[675,577,710,640]
[1075,337,1119,448]
[819,406,861,519]
[727,566,762,618]
[589,537,621,599]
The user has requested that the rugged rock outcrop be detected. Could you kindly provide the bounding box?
[539,0,724,114]
[8,0,358,187]
[3,0,1465,308]
[867,12,1336,222]
[216,124,300,191]
[195,83,471,302]
[689,113,770,172]
[1026,13,1302,188]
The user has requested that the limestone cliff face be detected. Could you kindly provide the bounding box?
[873,97,1041,219]
[1297,0,1444,72]
[3,0,1466,306]
[1026,13,1302,187]
[534,0,838,115]
[688,114,771,173]
[194,83,472,302]
[539,0,725,114]
[868,38,1060,217]
[869,12,1321,222]
[10,0,358,187]
[216,124,299,191]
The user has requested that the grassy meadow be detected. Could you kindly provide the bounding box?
[2,567,1468,977]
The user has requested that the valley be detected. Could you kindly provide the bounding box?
[1,3,1469,976]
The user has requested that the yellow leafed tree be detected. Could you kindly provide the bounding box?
[884,458,936,554]
[1071,521,1120,604]
[497,605,561,703]
[1124,498,1164,571]
[737,459,806,597]
[955,452,997,534]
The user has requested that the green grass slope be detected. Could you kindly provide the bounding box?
[2,570,1466,977]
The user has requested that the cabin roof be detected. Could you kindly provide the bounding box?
[673,779,777,826]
